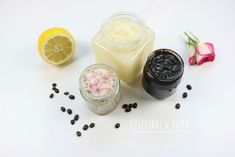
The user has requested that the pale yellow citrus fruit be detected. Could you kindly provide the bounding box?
[38,27,76,65]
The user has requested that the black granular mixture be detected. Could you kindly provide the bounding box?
[149,52,182,81]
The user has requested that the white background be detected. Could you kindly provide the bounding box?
[0,0,235,157]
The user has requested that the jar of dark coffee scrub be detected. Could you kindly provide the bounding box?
[142,49,184,99]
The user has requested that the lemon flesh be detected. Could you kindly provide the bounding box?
[38,28,75,65]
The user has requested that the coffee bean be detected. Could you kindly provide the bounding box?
[182,92,188,98]
[55,89,59,94]
[71,120,75,125]
[175,103,180,109]
[64,92,69,95]
[122,104,128,109]
[115,123,120,128]
[83,124,88,131]
[74,114,79,121]
[89,123,95,128]
[52,87,57,90]
[133,102,137,108]
[186,84,192,90]
[125,108,131,112]
[76,131,81,137]
[129,103,134,108]
[69,95,75,100]
[52,83,57,87]
[67,109,72,115]
[49,93,54,99]
[61,106,66,112]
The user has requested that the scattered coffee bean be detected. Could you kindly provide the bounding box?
[74,114,79,121]
[67,109,72,115]
[52,87,57,90]
[71,120,75,125]
[122,102,138,112]
[76,131,81,137]
[175,103,180,109]
[186,84,192,90]
[133,102,137,108]
[182,92,188,98]
[125,107,131,112]
[122,104,128,109]
[61,106,66,112]
[129,103,134,108]
[55,89,59,94]
[115,123,120,128]
[52,83,57,87]
[49,93,54,99]
[64,92,69,95]
[83,124,89,131]
[89,123,95,128]
[69,95,75,100]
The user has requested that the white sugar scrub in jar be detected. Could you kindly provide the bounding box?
[79,64,120,115]
[92,12,155,83]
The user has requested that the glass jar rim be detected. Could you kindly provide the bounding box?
[100,12,146,48]
[145,49,184,84]
[79,64,120,100]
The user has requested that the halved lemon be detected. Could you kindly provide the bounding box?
[38,27,76,65]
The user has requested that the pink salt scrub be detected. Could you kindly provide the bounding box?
[81,66,116,97]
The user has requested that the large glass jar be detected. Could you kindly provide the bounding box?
[79,64,121,115]
[92,12,155,83]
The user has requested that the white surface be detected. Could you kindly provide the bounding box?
[0,0,235,157]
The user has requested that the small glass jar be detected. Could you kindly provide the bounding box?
[142,49,184,99]
[79,64,121,115]
[92,12,155,83]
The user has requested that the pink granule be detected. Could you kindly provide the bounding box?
[82,67,116,96]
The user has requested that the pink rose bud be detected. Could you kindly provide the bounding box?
[189,45,196,65]
[185,32,215,65]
